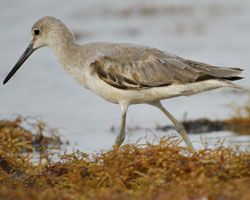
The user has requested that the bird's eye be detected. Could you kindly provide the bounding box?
[33,29,40,36]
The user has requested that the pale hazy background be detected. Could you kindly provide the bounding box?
[0,0,249,152]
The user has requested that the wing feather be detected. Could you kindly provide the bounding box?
[89,44,242,89]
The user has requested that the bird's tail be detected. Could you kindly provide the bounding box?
[204,66,243,81]
[220,79,243,89]
[184,60,244,82]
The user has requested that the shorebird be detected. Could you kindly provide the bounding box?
[3,16,243,150]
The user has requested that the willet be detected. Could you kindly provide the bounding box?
[3,16,243,150]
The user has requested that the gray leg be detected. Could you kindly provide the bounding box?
[114,102,129,147]
[150,101,194,150]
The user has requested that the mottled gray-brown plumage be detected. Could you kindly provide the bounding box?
[3,16,244,150]
[89,43,242,89]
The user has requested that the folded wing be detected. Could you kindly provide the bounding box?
[90,44,243,89]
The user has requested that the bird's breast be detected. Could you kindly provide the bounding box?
[62,64,89,89]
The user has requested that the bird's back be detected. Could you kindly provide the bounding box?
[81,42,243,90]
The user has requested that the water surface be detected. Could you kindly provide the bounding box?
[0,0,249,152]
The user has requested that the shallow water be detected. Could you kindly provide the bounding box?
[0,0,249,152]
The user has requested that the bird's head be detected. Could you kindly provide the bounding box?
[3,16,74,84]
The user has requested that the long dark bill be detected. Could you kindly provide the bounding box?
[3,43,34,84]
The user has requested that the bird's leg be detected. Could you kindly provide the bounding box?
[150,101,194,150]
[114,102,129,147]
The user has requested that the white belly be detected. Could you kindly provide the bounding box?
[84,71,238,105]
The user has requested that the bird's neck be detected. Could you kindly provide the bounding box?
[50,39,88,86]
[50,37,78,68]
